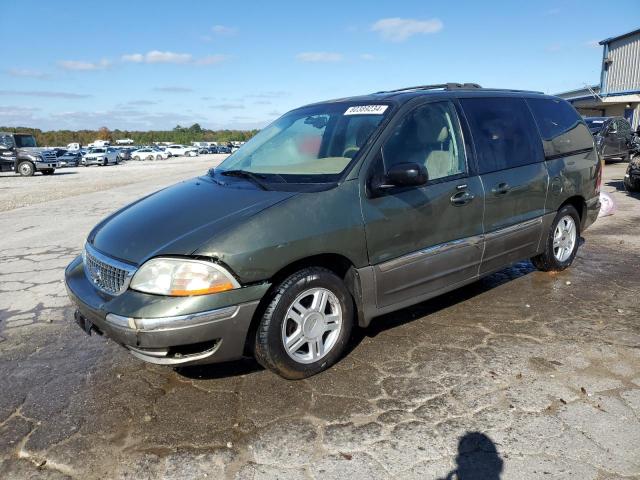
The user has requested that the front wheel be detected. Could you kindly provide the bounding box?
[17,161,35,177]
[254,267,354,379]
[531,205,580,272]
[156,155,162,161]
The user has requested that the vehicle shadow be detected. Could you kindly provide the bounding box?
[176,356,263,380]
[605,180,640,199]
[176,261,535,380]
[351,261,534,346]
[437,431,504,480]
[0,171,78,178]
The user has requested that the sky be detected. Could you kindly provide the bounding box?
[1,0,638,131]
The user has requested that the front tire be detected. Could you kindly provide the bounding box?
[531,205,580,272]
[17,161,35,177]
[254,267,354,379]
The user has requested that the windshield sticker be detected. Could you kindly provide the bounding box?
[344,105,388,115]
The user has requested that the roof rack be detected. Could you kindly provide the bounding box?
[377,83,482,94]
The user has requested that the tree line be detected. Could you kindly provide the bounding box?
[0,123,259,147]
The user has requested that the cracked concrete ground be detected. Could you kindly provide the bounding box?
[0,157,639,479]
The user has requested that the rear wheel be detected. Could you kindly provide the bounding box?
[133,156,141,161]
[17,161,35,177]
[531,205,580,272]
[254,267,354,379]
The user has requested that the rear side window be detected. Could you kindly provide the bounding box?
[616,119,631,134]
[526,98,593,158]
[461,97,540,174]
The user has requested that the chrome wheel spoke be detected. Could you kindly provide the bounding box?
[285,328,305,352]
[311,337,324,359]
[281,287,343,365]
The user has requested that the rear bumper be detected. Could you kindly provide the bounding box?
[65,255,268,366]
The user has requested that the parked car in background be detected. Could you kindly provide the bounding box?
[116,148,133,161]
[217,145,231,154]
[585,116,635,162]
[82,147,119,166]
[66,84,601,378]
[131,148,167,161]
[0,131,58,176]
[58,151,83,167]
[165,144,198,157]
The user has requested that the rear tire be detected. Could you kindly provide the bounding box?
[254,267,354,379]
[531,205,581,272]
[17,161,35,177]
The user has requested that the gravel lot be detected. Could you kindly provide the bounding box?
[0,157,639,479]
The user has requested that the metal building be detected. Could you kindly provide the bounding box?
[557,28,640,130]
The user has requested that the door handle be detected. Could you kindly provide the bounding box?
[491,182,511,195]
[450,190,475,206]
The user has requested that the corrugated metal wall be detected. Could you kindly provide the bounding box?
[605,33,640,93]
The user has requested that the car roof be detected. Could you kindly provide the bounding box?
[299,83,552,110]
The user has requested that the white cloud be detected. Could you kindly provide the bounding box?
[58,59,111,71]
[145,51,192,64]
[211,25,237,35]
[153,86,193,93]
[6,68,50,79]
[196,54,228,65]
[371,17,443,42]
[122,51,192,64]
[546,43,562,53]
[122,51,226,66]
[585,40,601,48]
[121,53,144,63]
[296,52,344,62]
[360,53,376,61]
[0,90,91,99]
[211,103,244,110]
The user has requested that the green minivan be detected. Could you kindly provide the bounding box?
[65,83,601,378]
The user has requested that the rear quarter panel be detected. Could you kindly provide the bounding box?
[544,148,601,229]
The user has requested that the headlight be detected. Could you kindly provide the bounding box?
[130,258,240,296]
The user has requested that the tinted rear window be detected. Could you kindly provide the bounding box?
[461,97,541,174]
[527,98,593,157]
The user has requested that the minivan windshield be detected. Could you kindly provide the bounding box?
[14,134,37,148]
[215,103,390,184]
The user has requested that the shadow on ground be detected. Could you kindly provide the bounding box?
[178,261,535,380]
[438,432,504,480]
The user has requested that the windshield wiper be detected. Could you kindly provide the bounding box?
[219,169,270,190]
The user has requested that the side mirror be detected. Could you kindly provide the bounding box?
[373,162,428,194]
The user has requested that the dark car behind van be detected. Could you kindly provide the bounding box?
[66,83,601,378]
[585,116,635,162]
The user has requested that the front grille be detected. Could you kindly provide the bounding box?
[41,150,57,162]
[83,244,136,296]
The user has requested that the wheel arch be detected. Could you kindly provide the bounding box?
[559,195,587,229]
[243,253,363,356]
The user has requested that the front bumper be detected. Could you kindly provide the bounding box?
[34,161,59,170]
[65,255,269,366]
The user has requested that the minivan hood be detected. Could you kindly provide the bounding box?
[89,176,297,265]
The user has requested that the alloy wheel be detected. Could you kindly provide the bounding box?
[553,215,576,262]
[281,287,343,364]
